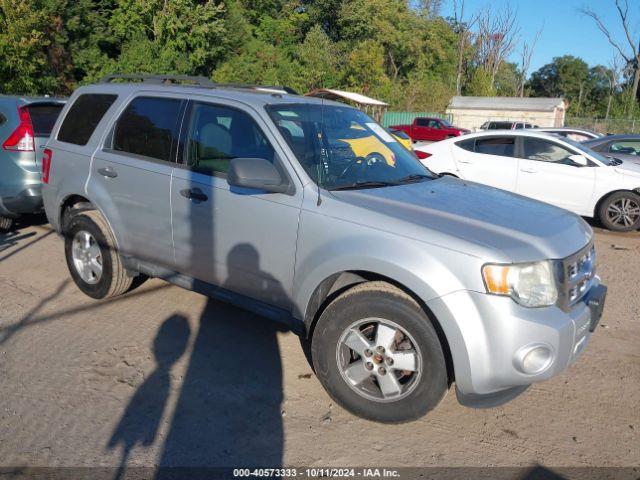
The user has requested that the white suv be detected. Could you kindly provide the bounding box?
[415,130,640,231]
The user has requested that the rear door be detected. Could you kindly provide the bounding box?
[89,95,184,266]
[26,102,65,170]
[453,135,519,191]
[516,136,595,214]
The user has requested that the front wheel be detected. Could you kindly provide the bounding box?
[311,281,448,423]
[598,191,640,232]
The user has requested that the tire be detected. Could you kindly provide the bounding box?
[0,216,14,233]
[64,210,133,299]
[311,281,448,423]
[598,191,640,232]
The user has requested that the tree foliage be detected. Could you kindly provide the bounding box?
[0,0,637,117]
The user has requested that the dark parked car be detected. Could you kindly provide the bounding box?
[583,134,640,162]
[0,95,65,231]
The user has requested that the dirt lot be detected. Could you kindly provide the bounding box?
[0,216,638,473]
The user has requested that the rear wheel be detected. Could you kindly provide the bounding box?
[0,216,14,233]
[598,191,640,232]
[311,281,448,423]
[64,210,133,299]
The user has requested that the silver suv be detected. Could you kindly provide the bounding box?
[42,75,607,423]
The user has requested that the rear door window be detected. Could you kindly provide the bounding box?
[112,97,182,162]
[26,103,64,136]
[58,94,117,145]
[475,137,515,157]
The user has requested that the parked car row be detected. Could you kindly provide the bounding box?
[5,75,602,424]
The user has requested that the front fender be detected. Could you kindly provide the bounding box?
[291,210,485,322]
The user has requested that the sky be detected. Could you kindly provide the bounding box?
[441,0,640,75]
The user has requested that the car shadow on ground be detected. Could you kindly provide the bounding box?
[105,247,289,478]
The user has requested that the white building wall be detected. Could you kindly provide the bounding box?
[446,108,564,131]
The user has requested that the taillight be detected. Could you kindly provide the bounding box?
[415,150,432,159]
[2,105,34,151]
[42,148,52,184]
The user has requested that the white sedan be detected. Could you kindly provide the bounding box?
[414,130,640,231]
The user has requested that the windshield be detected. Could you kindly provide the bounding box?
[440,118,452,127]
[562,136,611,165]
[267,103,436,190]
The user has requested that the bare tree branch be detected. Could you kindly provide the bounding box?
[581,0,640,115]
[475,5,520,87]
[518,25,543,97]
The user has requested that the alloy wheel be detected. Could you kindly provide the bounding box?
[71,230,103,285]
[336,318,422,403]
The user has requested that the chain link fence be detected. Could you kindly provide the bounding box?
[565,117,639,135]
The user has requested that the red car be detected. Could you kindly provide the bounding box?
[390,117,469,142]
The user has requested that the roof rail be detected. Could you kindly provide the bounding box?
[99,74,299,95]
[100,74,216,87]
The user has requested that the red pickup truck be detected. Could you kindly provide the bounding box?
[389,117,469,142]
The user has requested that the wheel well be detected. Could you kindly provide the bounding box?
[60,195,94,232]
[593,189,640,218]
[304,271,455,384]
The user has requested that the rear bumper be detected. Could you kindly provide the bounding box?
[426,281,605,405]
[0,186,43,217]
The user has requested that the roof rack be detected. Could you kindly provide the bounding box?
[99,74,299,95]
[100,74,215,87]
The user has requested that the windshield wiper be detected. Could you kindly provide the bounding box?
[608,157,623,166]
[396,173,432,184]
[330,180,399,191]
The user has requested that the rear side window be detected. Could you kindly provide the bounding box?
[475,137,515,157]
[26,104,64,136]
[456,138,475,152]
[58,94,117,145]
[113,97,182,162]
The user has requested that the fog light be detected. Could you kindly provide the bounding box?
[516,345,553,375]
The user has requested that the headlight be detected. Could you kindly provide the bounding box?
[482,260,558,307]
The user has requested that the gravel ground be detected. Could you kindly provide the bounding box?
[0,216,638,473]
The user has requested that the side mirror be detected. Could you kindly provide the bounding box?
[568,154,588,167]
[227,157,288,193]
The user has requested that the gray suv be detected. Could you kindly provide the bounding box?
[0,96,64,231]
[42,75,607,423]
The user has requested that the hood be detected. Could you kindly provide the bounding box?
[612,157,640,176]
[330,177,592,263]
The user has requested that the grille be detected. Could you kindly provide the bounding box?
[557,242,596,311]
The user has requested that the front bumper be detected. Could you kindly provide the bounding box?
[426,280,605,404]
[0,186,43,217]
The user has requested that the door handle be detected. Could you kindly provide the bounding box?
[97,167,118,178]
[180,188,208,202]
[520,167,537,173]
[458,159,473,164]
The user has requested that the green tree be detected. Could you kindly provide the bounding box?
[297,25,340,90]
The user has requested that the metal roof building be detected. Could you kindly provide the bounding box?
[306,88,389,122]
[446,96,566,130]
